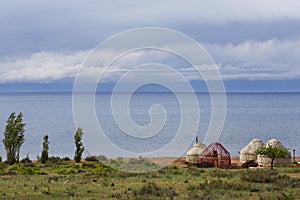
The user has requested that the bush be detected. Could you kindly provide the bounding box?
[48,156,63,163]
[97,155,108,161]
[85,156,99,162]
[7,164,18,171]
[199,179,250,192]
[93,163,115,174]
[19,166,46,175]
[278,191,295,200]
[128,157,144,165]
[82,162,96,169]
[240,169,298,188]
[20,155,32,163]
[62,157,70,161]
[56,169,77,174]
[132,182,176,199]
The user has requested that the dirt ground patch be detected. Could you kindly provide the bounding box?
[149,156,300,168]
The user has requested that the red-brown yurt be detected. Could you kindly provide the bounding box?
[200,142,231,167]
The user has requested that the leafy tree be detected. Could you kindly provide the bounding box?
[40,135,49,164]
[2,112,25,165]
[255,145,290,169]
[74,127,84,163]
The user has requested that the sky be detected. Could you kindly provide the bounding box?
[1,0,300,92]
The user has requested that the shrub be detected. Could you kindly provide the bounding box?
[132,182,176,199]
[20,155,32,163]
[93,163,115,174]
[48,156,62,163]
[97,155,108,161]
[82,162,96,169]
[199,179,250,193]
[240,169,298,187]
[19,166,46,175]
[7,164,18,171]
[128,157,144,165]
[62,157,70,161]
[278,191,294,200]
[85,156,99,162]
[56,169,77,174]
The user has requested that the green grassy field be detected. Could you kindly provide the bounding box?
[0,158,299,200]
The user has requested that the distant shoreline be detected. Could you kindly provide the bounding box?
[1,91,300,94]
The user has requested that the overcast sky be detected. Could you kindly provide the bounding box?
[1,0,300,91]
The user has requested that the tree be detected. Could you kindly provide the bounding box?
[40,135,49,164]
[2,112,25,165]
[74,128,84,163]
[255,145,290,169]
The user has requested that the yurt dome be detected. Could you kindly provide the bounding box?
[240,138,264,163]
[186,142,206,163]
[257,138,291,166]
[266,139,287,148]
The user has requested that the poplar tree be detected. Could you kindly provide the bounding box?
[40,135,49,163]
[74,128,84,163]
[2,112,25,165]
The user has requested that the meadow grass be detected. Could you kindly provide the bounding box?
[0,159,299,199]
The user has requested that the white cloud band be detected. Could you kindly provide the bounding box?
[0,38,299,83]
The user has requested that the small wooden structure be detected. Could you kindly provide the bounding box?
[200,142,231,167]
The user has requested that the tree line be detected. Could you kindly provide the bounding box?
[1,112,84,165]
[1,112,290,169]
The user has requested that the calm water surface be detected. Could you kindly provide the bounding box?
[0,92,299,159]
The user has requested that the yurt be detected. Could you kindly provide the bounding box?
[186,142,206,163]
[239,138,264,163]
[200,142,231,167]
[257,139,291,166]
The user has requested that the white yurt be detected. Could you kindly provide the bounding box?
[240,138,264,163]
[186,142,206,163]
[257,139,291,166]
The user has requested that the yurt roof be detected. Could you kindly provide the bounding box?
[266,139,287,149]
[240,138,264,154]
[186,142,206,156]
[200,142,230,157]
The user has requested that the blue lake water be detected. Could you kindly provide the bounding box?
[0,92,299,159]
